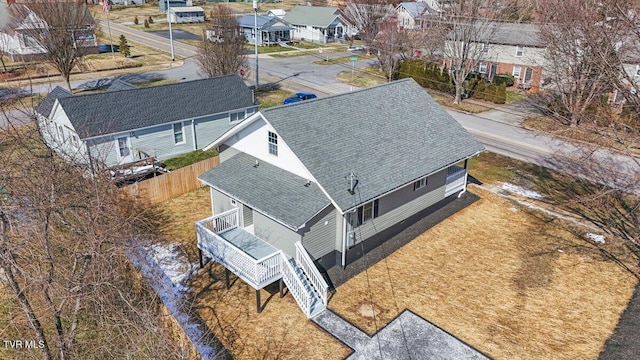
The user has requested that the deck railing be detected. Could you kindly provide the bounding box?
[196,211,281,289]
[281,256,311,316]
[295,242,328,306]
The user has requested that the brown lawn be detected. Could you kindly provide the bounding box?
[330,188,637,360]
[161,185,637,360]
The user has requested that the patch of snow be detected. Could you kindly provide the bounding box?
[500,183,544,200]
[148,243,196,292]
[586,233,606,244]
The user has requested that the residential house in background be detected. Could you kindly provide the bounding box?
[0,3,97,62]
[237,14,292,46]
[445,22,546,91]
[266,9,286,18]
[195,79,484,318]
[167,6,205,24]
[159,0,189,12]
[396,2,431,30]
[36,75,258,169]
[283,6,354,44]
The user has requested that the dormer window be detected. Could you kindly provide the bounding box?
[516,45,524,57]
[268,131,278,156]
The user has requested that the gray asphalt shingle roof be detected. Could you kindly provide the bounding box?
[106,79,138,92]
[199,152,330,230]
[399,2,430,18]
[282,6,341,27]
[448,22,543,47]
[55,75,255,139]
[35,86,73,118]
[237,14,291,30]
[261,78,484,212]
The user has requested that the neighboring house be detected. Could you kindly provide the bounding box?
[159,0,189,12]
[266,9,286,18]
[35,75,258,169]
[195,79,484,318]
[0,4,97,62]
[396,2,431,30]
[444,22,546,91]
[167,6,205,24]
[237,15,292,46]
[283,6,354,44]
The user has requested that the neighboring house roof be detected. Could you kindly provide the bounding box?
[237,15,291,30]
[200,152,331,230]
[106,79,138,92]
[448,22,543,48]
[54,75,255,139]
[398,2,430,19]
[283,6,346,28]
[267,9,286,17]
[259,78,484,212]
[35,86,73,118]
[170,6,204,12]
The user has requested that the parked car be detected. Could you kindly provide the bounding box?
[282,92,317,104]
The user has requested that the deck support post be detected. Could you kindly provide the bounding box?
[225,269,230,290]
[198,249,204,268]
[256,290,261,313]
[279,279,284,298]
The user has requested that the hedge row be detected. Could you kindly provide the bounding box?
[398,59,455,94]
[470,80,507,104]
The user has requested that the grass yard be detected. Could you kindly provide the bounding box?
[329,187,637,359]
[256,88,293,109]
[522,117,640,156]
[429,92,492,113]
[336,66,387,88]
[163,150,218,171]
[159,161,638,359]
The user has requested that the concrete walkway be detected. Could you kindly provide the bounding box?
[313,310,489,360]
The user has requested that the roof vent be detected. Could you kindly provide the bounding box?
[305,180,311,187]
[346,172,358,195]
[254,159,259,168]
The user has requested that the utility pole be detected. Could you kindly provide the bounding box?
[253,0,259,89]
[167,0,175,61]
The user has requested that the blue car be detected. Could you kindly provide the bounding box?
[283,92,317,105]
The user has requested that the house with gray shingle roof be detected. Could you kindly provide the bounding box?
[36,75,258,168]
[195,79,484,318]
[396,2,432,30]
[445,22,547,91]
[235,14,292,46]
[282,6,354,44]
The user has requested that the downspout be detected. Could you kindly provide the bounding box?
[341,214,347,268]
[191,119,197,150]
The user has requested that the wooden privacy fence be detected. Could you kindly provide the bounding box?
[122,157,219,205]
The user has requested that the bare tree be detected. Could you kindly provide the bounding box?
[537,0,612,126]
[8,2,97,92]
[442,0,499,104]
[374,25,417,80]
[342,0,394,51]
[0,106,193,359]
[197,5,247,79]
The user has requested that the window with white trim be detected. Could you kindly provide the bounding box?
[516,45,524,57]
[479,62,487,74]
[229,110,245,123]
[173,122,184,144]
[117,137,130,158]
[268,131,278,156]
[481,42,489,52]
[356,199,379,226]
[513,66,522,77]
[413,177,427,190]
